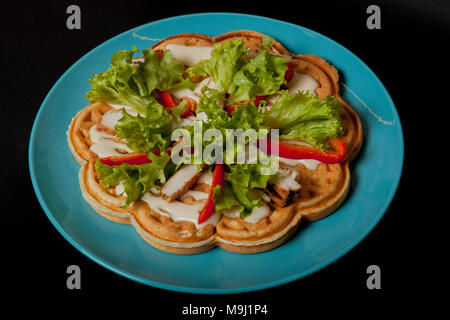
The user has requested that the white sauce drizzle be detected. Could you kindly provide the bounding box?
[169,88,199,103]
[172,112,208,129]
[245,203,270,224]
[89,125,133,158]
[165,44,213,66]
[100,109,123,129]
[288,73,319,96]
[141,193,220,228]
[278,157,322,170]
[173,116,197,128]
[221,207,240,219]
[115,181,125,196]
[116,183,159,197]
[194,77,218,94]
[264,72,319,108]
[222,202,271,224]
[107,103,143,117]
[193,78,224,108]
[180,190,209,201]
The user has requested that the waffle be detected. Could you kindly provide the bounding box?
[67,31,362,254]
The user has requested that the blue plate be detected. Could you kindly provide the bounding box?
[29,13,403,293]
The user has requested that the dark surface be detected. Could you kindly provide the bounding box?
[2,0,447,315]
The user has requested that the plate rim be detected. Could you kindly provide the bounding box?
[28,12,404,294]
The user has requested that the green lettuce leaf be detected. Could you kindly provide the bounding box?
[86,47,152,115]
[263,91,343,150]
[187,37,287,104]
[213,163,278,218]
[193,88,269,164]
[139,48,193,93]
[168,100,189,123]
[95,152,171,206]
[261,35,274,49]
[212,184,241,212]
[280,117,343,149]
[86,47,192,114]
[186,38,249,95]
[115,98,173,153]
[227,46,288,103]
[197,88,267,132]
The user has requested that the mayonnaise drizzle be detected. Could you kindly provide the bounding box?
[141,192,220,228]
[264,72,319,109]
[100,109,123,129]
[194,77,218,94]
[180,190,209,201]
[169,88,199,103]
[222,202,271,224]
[107,103,143,117]
[288,73,319,96]
[165,44,213,66]
[89,125,133,158]
[172,111,208,128]
[278,158,322,170]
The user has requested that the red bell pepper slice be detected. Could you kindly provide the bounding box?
[284,62,294,83]
[261,137,347,164]
[99,153,151,166]
[99,149,171,166]
[197,164,225,224]
[156,89,193,118]
[153,51,180,110]
[156,90,177,108]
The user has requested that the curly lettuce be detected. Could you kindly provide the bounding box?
[213,162,278,218]
[227,37,288,103]
[95,152,171,206]
[114,99,173,153]
[139,48,193,93]
[188,36,288,104]
[263,91,343,150]
[192,88,268,164]
[186,38,249,95]
[86,46,191,114]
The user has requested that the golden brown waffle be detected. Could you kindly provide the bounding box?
[67,31,361,254]
[68,102,114,164]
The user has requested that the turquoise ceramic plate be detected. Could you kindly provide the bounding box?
[29,13,403,293]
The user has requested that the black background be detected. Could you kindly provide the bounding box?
[2,0,447,315]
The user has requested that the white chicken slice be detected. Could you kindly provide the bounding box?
[161,164,203,202]
[275,167,302,192]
